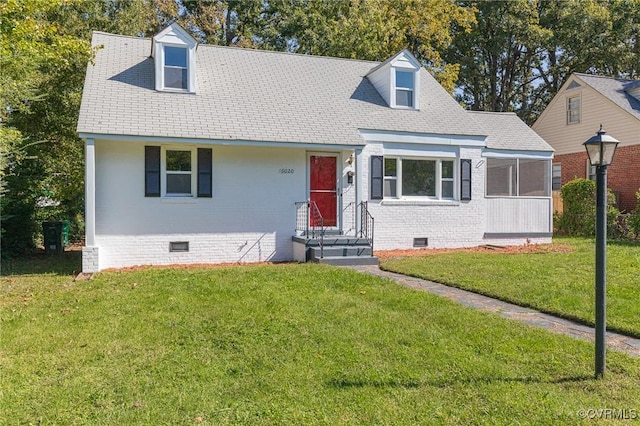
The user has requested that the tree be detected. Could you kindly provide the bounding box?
[447,0,640,124]
[259,0,475,91]
[1,0,162,254]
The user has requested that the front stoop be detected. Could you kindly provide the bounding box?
[292,235,379,266]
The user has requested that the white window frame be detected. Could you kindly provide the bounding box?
[567,95,581,124]
[391,68,420,110]
[163,45,189,91]
[154,41,197,93]
[161,146,197,197]
[587,160,596,181]
[552,163,562,191]
[383,157,457,200]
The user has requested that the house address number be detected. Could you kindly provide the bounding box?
[279,168,294,174]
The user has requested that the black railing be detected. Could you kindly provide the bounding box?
[358,201,374,256]
[295,201,325,258]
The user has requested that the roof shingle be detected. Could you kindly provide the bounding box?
[78,31,552,152]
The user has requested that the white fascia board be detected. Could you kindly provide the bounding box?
[358,129,487,147]
[383,143,459,158]
[482,149,554,160]
[77,133,364,150]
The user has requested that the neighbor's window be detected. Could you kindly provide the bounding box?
[567,96,580,124]
[486,158,550,197]
[587,161,596,181]
[383,157,455,200]
[395,70,415,108]
[552,163,562,190]
[164,46,188,90]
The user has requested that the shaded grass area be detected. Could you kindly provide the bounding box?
[2,260,640,424]
[381,237,640,338]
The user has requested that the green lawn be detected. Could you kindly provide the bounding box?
[2,253,640,424]
[381,237,640,338]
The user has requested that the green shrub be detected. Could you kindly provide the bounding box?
[554,178,619,237]
[628,190,640,238]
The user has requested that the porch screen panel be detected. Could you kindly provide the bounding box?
[145,146,161,197]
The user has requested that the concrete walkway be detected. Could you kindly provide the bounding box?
[345,265,640,358]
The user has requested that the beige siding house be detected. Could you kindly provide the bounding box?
[532,73,640,212]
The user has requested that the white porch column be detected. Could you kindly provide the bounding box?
[82,138,99,273]
[85,138,96,246]
[355,148,363,235]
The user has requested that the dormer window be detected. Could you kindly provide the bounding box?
[152,23,197,93]
[395,70,415,108]
[366,50,421,110]
[164,46,188,90]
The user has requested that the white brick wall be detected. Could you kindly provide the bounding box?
[85,138,552,271]
[362,143,489,249]
[88,140,358,270]
[82,246,99,273]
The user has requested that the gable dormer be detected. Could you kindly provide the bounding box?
[366,50,421,110]
[627,81,640,102]
[152,23,197,93]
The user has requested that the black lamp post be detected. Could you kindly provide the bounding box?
[583,125,619,379]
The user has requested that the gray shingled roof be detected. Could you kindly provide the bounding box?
[468,111,553,152]
[574,73,640,120]
[78,31,551,152]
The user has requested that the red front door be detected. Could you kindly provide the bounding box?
[309,155,337,227]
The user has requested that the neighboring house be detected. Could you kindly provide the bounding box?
[77,24,554,272]
[532,73,640,212]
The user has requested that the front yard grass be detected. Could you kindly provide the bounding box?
[381,237,640,338]
[2,255,640,424]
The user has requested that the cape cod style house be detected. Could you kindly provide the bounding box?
[532,73,640,212]
[77,24,554,272]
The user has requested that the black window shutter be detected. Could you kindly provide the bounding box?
[371,155,384,200]
[461,158,472,201]
[197,148,213,197]
[145,146,160,197]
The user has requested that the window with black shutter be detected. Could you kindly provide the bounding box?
[145,146,161,197]
[370,155,383,200]
[460,159,472,201]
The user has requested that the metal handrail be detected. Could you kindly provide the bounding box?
[309,201,325,258]
[295,200,325,259]
[358,201,374,256]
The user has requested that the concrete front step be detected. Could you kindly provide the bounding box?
[292,236,371,247]
[310,245,372,260]
[317,255,379,266]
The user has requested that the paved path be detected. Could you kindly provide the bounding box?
[345,265,640,358]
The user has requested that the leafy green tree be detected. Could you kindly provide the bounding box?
[1,0,161,254]
[259,0,475,91]
[447,0,640,124]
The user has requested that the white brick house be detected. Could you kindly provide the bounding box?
[77,23,554,272]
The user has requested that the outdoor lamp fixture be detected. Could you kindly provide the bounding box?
[583,124,619,379]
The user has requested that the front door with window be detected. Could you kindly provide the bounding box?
[309,154,338,227]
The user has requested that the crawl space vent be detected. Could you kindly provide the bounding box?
[169,241,189,252]
[413,238,428,248]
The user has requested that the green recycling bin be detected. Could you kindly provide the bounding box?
[62,220,70,247]
[43,221,64,254]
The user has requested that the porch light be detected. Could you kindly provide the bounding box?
[583,124,619,380]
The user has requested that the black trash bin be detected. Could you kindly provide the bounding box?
[43,221,64,254]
